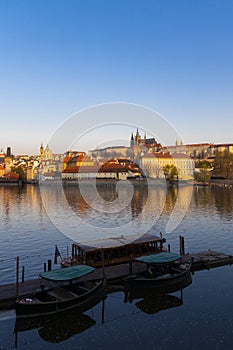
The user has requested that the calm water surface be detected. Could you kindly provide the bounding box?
[0,184,233,349]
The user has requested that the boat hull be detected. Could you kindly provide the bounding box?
[15,280,104,318]
[124,263,192,294]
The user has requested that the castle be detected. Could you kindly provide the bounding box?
[130,128,162,151]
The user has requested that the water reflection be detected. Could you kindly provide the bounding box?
[135,292,183,314]
[14,291,105,347]
[13,280,190,347]
[14,311,96,344]
[213,187,233,219]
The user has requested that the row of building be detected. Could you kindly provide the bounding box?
[1,130,233,182]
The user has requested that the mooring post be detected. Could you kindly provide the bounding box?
[168,244,171,252]
[16,256,19,297]
[44,262,46,272]
[48,259,52,271]
[179,235,185,255]
[21,266,25,283]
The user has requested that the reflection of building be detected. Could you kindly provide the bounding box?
[141,152,194,180]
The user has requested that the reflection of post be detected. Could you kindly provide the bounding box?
[16,257,19,297]
[14,330,18,349]
[129,255,132,274]
[101,247,105,277]
[101,297,105,324]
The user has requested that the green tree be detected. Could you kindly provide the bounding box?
[194,164,210,183]
[162,164,178,183]
[213,151,233,179]
[11,166,26,181]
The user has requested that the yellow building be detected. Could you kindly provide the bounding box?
[0,165,5,178]
[141,152,194,180]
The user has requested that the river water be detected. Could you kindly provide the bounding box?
[0,183,233,349]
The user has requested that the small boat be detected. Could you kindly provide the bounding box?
[124,252,192,293]
[15,265,105,318]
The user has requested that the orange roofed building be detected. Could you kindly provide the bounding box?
[62,158,142,180]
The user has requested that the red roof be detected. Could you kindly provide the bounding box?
[143,152,190,159]
[63,164,128,174]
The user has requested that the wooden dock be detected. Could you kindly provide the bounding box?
[0,261,144,309]
[183,250,233,271]
[1,250,233,310]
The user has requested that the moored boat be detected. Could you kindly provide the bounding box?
[124,252,192,293]
[61,233,166,268]
[15,265,105,318]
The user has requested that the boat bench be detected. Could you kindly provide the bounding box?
[46,287,77,300]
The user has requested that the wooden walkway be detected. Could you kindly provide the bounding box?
[1,250,233,309]
[183,250,233,271]
[0,261,144,309]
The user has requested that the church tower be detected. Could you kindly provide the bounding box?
[130,133,134,147]
[40,143,44,159]
[135,128,141,145]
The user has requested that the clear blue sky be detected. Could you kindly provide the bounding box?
[0,0,232,154]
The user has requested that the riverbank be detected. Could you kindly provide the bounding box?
[195,179,233,188]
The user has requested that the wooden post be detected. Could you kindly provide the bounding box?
[16,257,19,297]
[48,259,52,271]
[168,244,171,252]
[21,266,25,283]
[44,262,46,272]
[179,235,185,255]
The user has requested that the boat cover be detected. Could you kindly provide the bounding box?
[134,252,181,264]
[74,233,163,252]
[39,265,95,281]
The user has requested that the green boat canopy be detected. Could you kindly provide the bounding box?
[39,265,95,282]
[134,252,181,264]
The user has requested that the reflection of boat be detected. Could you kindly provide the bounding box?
[124,252,192,293]
[61,233,165,268]
[15,265,104,318]
[124,285,184,315]
[14,309,96,343]
[135,293,182,314]
[39,313,95,343]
